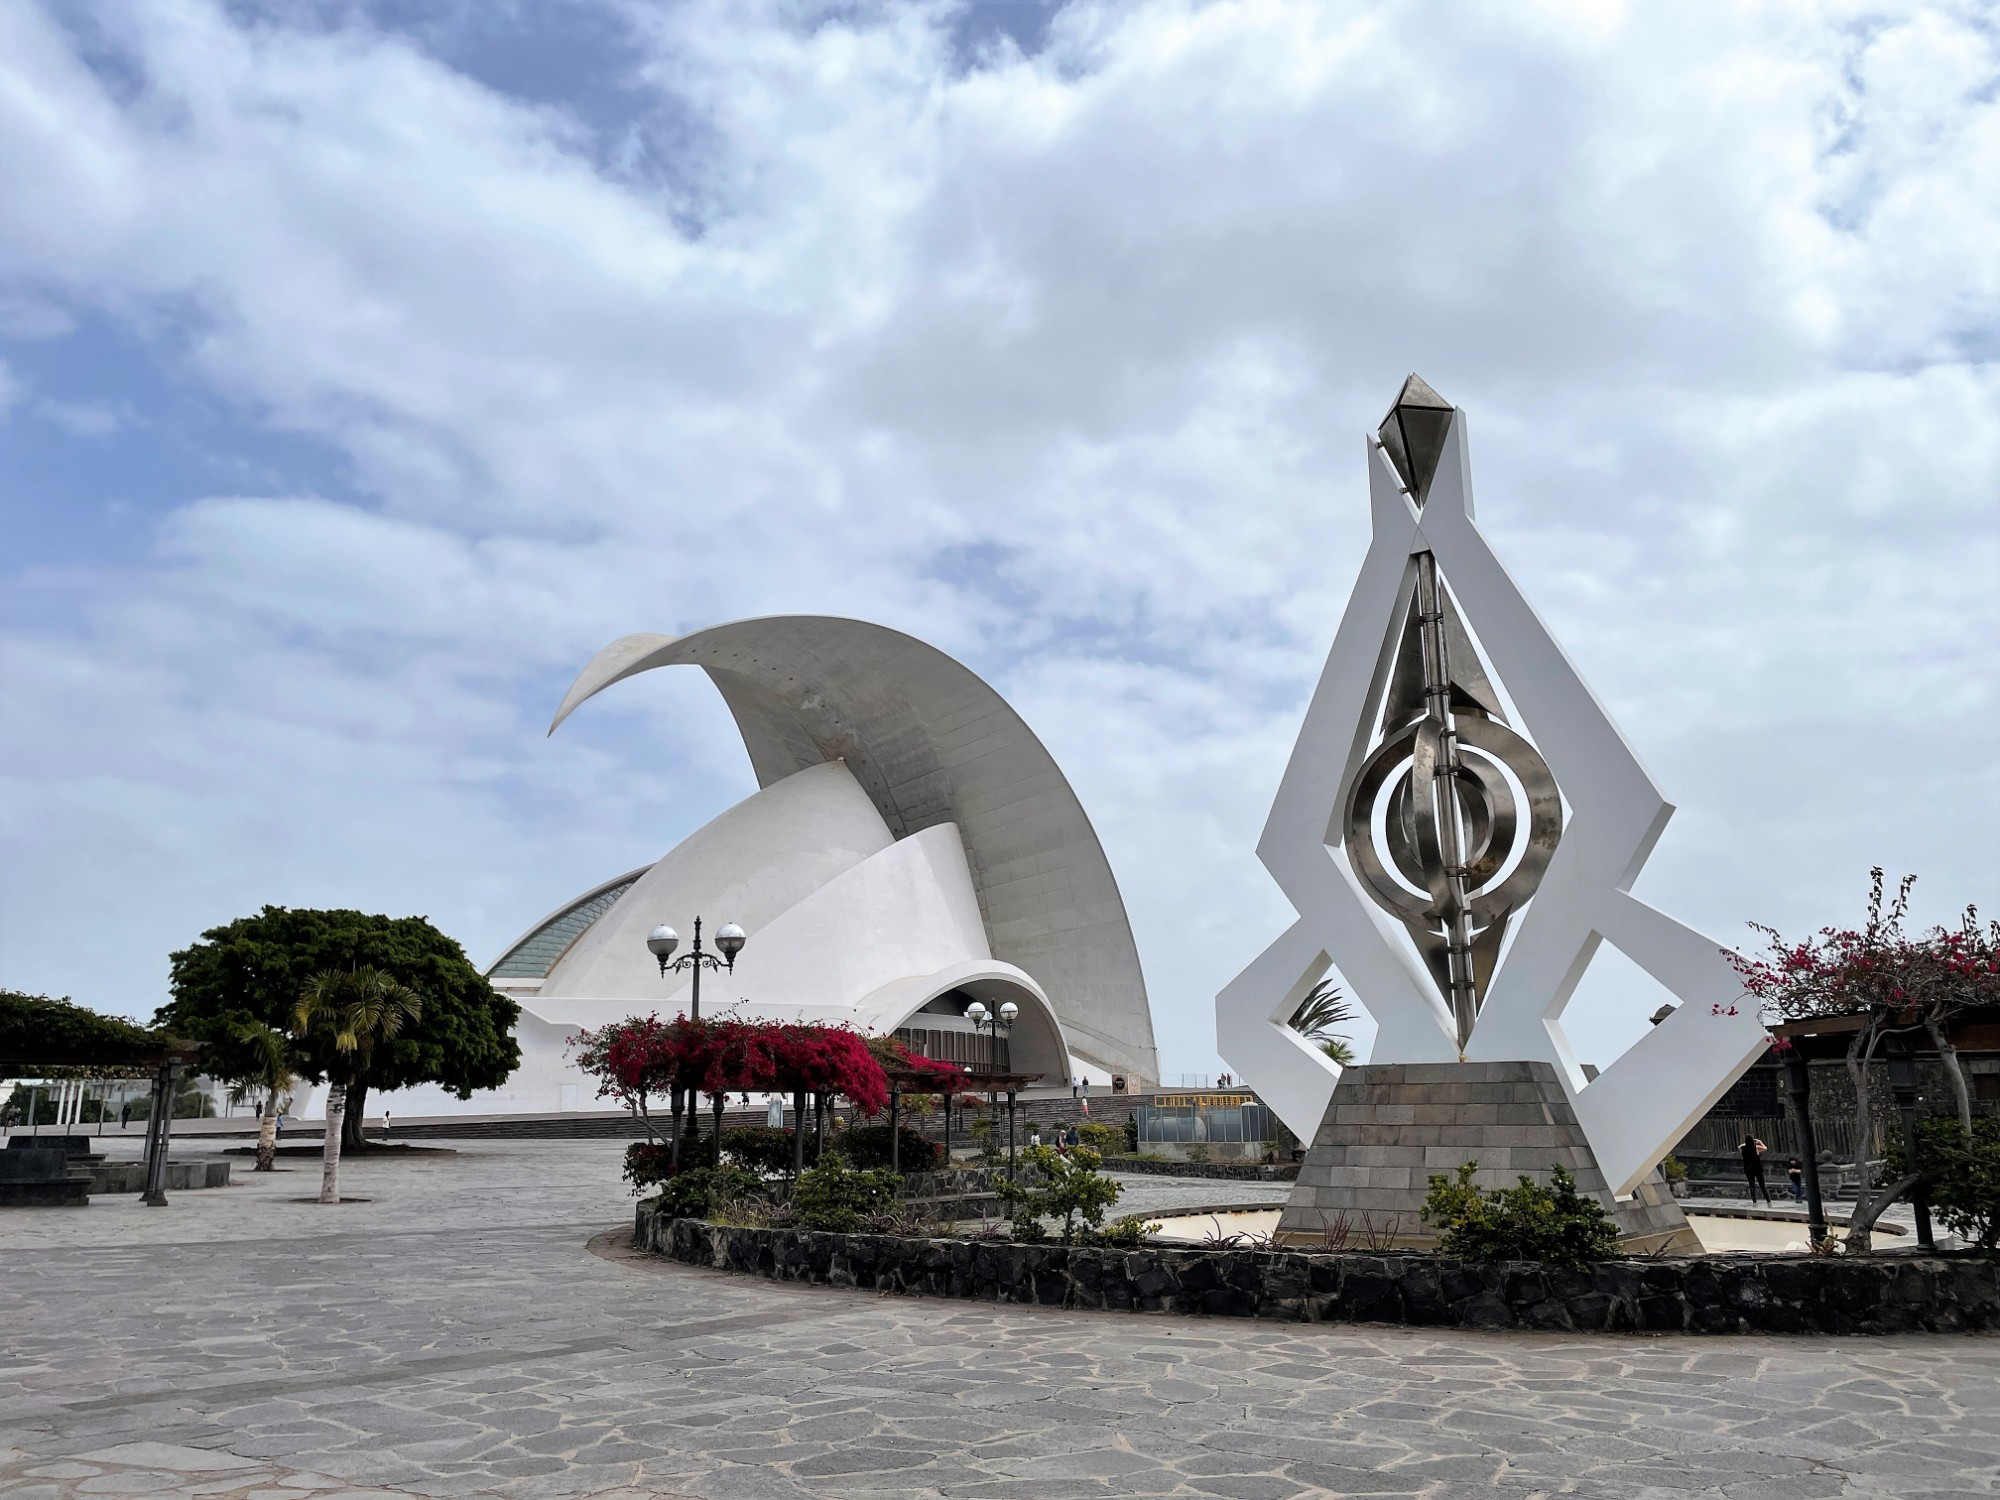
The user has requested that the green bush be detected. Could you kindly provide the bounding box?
[1000,1144,1122,1244]
[1660,1155,1688,1183]
[720,1125,817,1174]
[838,1123,941,1172]
[1088,1213,1160,1248]
[1077,1122,1123,1154]
[1898,1117,2000,1252]
[623,1134,721,1191]
[657,1165,765,1221]
[1421,1162,1620,1266]
[792,1154,902,1232]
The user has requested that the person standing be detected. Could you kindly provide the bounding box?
[1740,1134,1772,1204]
[382,1109,391,1144]
[1786,1157,1804,1203]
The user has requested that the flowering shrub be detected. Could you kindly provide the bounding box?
[572,1016,892,1135]
[1730,869,1999,1249]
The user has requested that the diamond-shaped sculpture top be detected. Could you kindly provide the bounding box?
[1377,373,1454,505]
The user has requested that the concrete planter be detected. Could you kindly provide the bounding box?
[634,1203,1999,1336]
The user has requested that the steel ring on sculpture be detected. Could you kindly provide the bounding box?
[1344,714,1562,926]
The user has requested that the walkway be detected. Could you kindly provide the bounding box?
[1,1139,1992,1499]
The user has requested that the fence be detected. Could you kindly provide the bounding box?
[1137,1098,1277,1145]
[1674,1112,1886,1164]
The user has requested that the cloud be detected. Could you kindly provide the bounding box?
[0,0,1994,1077]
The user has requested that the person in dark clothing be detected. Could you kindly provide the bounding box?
[1740,1135,1772,1204]
[1786,1157,1804,1203]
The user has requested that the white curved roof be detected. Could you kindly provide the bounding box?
[550,615,1159,1082]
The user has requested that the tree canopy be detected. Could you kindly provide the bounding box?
[1,989,193,1077]
[156,907,520,1100]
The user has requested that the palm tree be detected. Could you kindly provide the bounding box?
[1290,979,1356,1068]
[294,968,422,1205]
[231,1019,298,1172]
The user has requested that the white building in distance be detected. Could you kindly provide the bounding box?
[377,616,1158,1118]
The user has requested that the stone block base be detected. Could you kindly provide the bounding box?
[1276,1061,1699,1255]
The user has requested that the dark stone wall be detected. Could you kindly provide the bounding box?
[634,1205,1998,1336]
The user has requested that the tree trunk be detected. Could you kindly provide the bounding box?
[256,1104,278,1172]
[342,1079,369,1153]
[1925,1015,1975,1140]
[319,1085,346,1205]
[1841,1018,1912,1251]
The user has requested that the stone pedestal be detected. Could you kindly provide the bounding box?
[1277,1061,1699,1255]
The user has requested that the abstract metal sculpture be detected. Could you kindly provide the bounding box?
[1218,377,1769,1195]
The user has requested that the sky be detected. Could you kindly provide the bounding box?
[1,0,1995,1084]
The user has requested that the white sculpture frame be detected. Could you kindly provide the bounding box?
[1219,406,1769,1195]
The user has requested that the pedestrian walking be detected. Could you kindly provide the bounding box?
[1740,1134,1772,1204]
[119,1102,130,1130]
[1786,1157,1804,1203]
[382,1109,391,1143]
[1029,1126,1041,1148]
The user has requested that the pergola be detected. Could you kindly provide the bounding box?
[1,995,203,1207]
[881,1063,1042,1176]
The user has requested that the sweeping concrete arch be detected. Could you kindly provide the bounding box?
[551,616,1158,1084]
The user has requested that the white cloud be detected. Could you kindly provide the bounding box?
[0,0,1994,1077]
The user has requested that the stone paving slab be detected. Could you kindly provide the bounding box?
[2,1139,1994,1500]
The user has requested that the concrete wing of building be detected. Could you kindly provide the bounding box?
[361,615,1158,1121]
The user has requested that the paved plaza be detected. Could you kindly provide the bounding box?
[1,1140,1994,1500]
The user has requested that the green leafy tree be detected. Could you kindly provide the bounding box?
[230,1019,298,1172]
[1001,1145,1123,1244]
[1898,1117,2000,1254]
[157,907,520,1151]
[294,967,423,1204]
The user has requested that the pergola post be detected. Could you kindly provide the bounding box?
[889,1089,901,1174]
[1007,1090,1017,1182]
[142,1060,178,1207]
[792,1089,806,1174]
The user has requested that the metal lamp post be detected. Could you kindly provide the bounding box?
[644,917,747,1170]
[966,1000,1018,1177]
[1883,1032,1936,1251]
[1776,1039,1829,1248]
